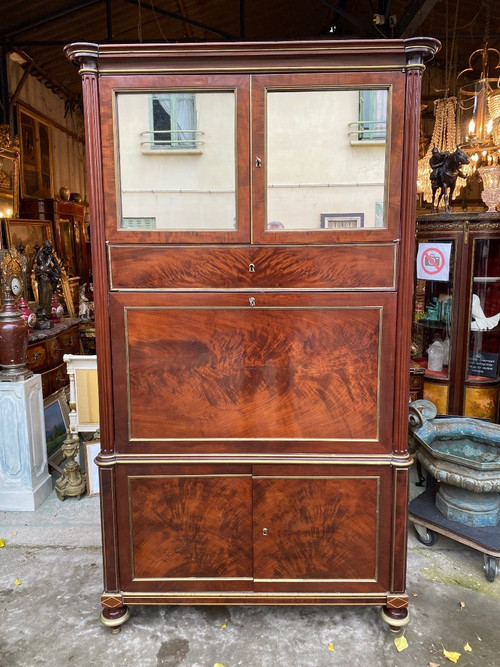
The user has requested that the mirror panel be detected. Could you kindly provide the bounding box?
[115,91,237,231]
[266,88,389,231]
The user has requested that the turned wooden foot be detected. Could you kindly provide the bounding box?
[380,606,409,632]
[100,605,130,633]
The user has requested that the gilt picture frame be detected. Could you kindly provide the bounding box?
[43,388,70,464]
[84,440,100,497]
[4,218,53,257]
[18,107,54,199]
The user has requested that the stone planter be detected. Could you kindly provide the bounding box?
[409,400,500,527]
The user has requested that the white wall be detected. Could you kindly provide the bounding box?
[8,58,87,201]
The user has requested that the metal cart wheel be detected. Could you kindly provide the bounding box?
[483,555,498,582]
[414,524,437,546]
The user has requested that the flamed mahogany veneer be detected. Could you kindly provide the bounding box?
[65,37,440,632]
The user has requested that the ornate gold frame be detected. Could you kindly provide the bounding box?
[0,124,20,226]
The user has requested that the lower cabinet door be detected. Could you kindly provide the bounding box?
[116,466,254,592]
[252,466,392,593]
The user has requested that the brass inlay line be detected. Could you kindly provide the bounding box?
[99,65,405,76]
[121,591,386,599]
[112,287,394,293]
[134,577,253,582]
[99,44,404,56]
[109,242,396,248]
[254,475,379,479]
[254,578,377,583]
[129,474,252,479]
[127,437,379,442]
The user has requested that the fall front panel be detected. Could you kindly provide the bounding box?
[109,292,396,447]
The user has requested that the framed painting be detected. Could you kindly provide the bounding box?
[320,213,365,229]
[18,107,54,199]
[84,440,100,497]
[4,218,53,257]
[44,388,70,464]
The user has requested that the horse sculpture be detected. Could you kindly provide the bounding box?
[430,146,469,213]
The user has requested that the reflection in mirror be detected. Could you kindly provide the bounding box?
[116,91,237,231]
[266,88,388,231]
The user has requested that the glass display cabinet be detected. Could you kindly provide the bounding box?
[413,212,500,422]
[65,38,439,632]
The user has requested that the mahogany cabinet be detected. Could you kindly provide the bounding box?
[65,38,439,631]
[412,212,500,421]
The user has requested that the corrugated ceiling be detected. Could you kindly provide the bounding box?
[1,0,500,102]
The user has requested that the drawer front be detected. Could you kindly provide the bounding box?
[46,326,80,366]
[26,342,48,372]
[58,327,80,356]
[109,244,397,290]
[41,363,68,397]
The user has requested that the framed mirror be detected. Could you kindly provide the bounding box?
[115,90,237,232]
[265,87,389,232]
[0,124,20,231]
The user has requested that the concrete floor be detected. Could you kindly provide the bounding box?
[1,472,500,667]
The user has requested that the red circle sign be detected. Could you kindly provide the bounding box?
[420,247,445,275]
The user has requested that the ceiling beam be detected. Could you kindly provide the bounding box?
[121,0,239,41]
[317,0,374,37]
[395,0,440,38]
[5,0,102,39]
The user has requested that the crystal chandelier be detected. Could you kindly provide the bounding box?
[417,97,458,203]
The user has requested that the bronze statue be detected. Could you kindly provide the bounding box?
[34,241,62,328]
[430,146,469,213]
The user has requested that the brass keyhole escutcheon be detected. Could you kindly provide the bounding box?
[249,297,256,307]
[249,263,255,273]
[262,528,268,536]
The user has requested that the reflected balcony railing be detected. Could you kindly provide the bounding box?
[348,121,386,142]
[140,129,204,150]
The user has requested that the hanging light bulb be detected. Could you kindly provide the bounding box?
[457,46,500,153]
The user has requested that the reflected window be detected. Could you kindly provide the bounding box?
[149,93,198,149]
[116,91,237,231]
[266,88,388,230]
[358,90,387,141]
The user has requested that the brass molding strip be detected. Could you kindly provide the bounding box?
[97,66,406,76]
[95,453,412,467]
[121,591,387,600]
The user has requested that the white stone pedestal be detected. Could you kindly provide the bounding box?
[0,375,53,511]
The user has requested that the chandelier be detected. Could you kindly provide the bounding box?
[457,45,500,167]
[417,97,458,203]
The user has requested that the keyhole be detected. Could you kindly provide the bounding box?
[249,263,255,273]
[262,528,268,536]
[249,297,256,307]
[255,156,262,168]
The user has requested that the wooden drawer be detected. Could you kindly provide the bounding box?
[109,244,397,290]
[27,320,80,397]
[26,342,48,372]
[40,362,69,397]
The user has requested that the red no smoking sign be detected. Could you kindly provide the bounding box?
[416,243,451,281]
